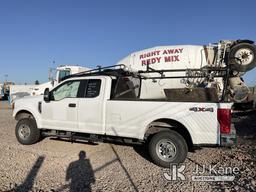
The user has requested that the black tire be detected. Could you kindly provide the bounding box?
[229,43,256,72]
[148,130,188,168]
[15,118,40,145]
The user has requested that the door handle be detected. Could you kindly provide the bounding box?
[68,103,76,108]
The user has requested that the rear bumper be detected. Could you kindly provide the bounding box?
[220,124,237,147]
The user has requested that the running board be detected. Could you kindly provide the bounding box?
[41,130,143,145]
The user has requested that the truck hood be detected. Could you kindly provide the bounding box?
[14,95,43,109]
[13,95,44,118]
[17,95,43,102]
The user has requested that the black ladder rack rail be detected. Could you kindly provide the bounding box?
[61,64,129,80]
[64,64,231,80]
[62,64,232,102]
[137,67,232,79]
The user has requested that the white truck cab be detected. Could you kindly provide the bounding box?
[13,67,236,167]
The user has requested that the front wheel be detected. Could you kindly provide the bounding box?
[15,118,40,145]
[148,130,188,168]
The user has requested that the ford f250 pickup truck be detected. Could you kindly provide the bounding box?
[13,66,236,167]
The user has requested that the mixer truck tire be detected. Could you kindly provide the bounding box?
[229,43,256,72]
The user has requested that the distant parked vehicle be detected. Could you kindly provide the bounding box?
[0,84,3,99]
[1,82,14,100]
[9,65,90,103]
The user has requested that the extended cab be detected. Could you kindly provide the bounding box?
[13,69,236,167]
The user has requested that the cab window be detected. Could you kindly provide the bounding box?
[52,81,81,101]
[112,76,140,99]
[58,70,71,83]
[85,79,101,98]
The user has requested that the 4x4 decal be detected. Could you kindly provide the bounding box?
[189,107,214,112]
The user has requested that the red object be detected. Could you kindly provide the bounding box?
[217,108,231,134]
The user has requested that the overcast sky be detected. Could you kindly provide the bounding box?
[0,0,255,85]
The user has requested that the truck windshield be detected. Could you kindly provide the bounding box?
[112,76,141,99]
[58,70,71,83]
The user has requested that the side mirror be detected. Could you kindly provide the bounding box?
[44,88,51,102]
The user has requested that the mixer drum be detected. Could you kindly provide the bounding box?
[229,77,250,103]
[228,42,256,72]
[232,85,251,103]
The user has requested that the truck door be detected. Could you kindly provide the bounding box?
[41,80,86,131]
[78,79,104,134]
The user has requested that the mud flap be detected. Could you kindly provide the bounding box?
[220,124,237,147]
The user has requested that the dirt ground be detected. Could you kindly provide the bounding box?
[0,101,255,192]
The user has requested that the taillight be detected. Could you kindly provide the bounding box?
[217,108,231,134]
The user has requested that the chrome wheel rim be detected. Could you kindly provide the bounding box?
[18,124,31,139]
[156,139,177,162]
[234,48,254,65]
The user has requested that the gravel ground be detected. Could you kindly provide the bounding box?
[0,101,255,192]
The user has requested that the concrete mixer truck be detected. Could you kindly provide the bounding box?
[117,39,256,103]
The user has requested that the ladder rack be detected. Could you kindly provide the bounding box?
[62,64,232,102]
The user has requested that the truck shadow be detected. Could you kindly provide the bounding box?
[232,109,256,138]
[133,144,151,163]
[49,137,99,145]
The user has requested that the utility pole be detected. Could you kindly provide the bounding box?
[48,60,56,82]
[4,74,8,82]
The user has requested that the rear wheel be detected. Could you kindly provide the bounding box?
[148,130,188,168]
[15,118,40,145]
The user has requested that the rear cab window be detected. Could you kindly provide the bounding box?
[111,76,140,100]
[85,79,101,98]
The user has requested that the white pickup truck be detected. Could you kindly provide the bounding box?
[13,67,236,167]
